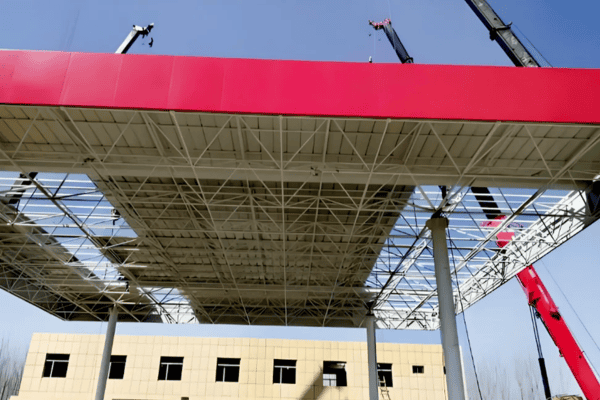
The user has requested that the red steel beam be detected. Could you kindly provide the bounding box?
[0,51,600,124]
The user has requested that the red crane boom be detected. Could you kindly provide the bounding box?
[516,265,600,400]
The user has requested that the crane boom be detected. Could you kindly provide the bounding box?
[463,0,539,67]
[116,23,154,54]
[517,265,600,400]
[462,7,600,393]
[370,4,597,397]
[369,19,413,64]
[371,2,597,397]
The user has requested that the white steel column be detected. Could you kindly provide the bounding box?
[95,305,118,400]
[366,313,379,400]
[425,217,466,400]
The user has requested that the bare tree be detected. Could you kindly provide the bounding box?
[514,355,546,400]
[466,356,547,400]
[467,360,511,400]
[0,338,25,400]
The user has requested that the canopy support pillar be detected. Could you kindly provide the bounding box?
[426,217,466,400]
[95,305,118,400]
[366,313,379,400]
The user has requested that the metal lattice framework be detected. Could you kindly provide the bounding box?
[0,103,599,329]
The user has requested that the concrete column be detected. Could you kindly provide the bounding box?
[365,314,379,400]
[95,305,118,400]
[425,217,466,400]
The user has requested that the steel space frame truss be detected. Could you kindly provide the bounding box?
[0,105,598,328]
[372,186,593,329]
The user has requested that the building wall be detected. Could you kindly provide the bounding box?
[14,333,448,400]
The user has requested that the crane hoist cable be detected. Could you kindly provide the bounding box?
[529,305,553,399]
[540,261,600,365]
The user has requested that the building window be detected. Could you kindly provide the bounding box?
[273,359,296,384]
[216,358,240,382]
[42,354,69,378]
[108,355,127,379]
[158,356,184,381]
[377,363,393,387]
[412,365,424,374]
[323,361,347,387]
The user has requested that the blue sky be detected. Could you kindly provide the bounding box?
[2,0,599,68]
[1,0,600,396]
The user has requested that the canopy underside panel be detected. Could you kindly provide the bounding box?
[0,105,597,328]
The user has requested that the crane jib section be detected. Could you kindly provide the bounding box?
[517,265,600,400]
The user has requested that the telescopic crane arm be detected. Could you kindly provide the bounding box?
[516,266,600,400]
[116,23,154,54]
[370,1,541,68]
[460,9,597,393]
[465,1,599,393]
[369,19,413,64]
[488,215,600,399]
[486,216,600,399]
[370,3,593,397]
[371,4,597,397]
[463,0,539,67]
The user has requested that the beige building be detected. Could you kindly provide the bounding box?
[14,333,448,400]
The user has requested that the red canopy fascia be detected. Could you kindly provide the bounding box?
[1,50,599,124]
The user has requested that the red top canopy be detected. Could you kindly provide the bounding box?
[1,50,599,124]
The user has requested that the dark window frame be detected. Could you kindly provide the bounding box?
[158,356,184,381]
[108,355,127,380]
[273,359,296,384]
[377,363,393,387]
[216,358,241,383]
[42,354,69,378]
[323,361,347,387]
[412,365,425,374]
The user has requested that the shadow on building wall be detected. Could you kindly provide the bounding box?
[297,368,347,400]
[297,368,323,400]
